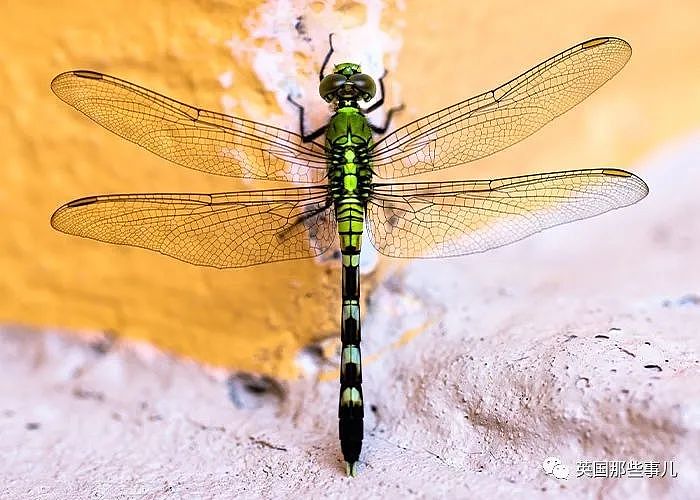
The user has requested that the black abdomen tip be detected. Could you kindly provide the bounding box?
[339,416,363,463]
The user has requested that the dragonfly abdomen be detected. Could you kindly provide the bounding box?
[336,197,366,477]
[338,253,363,476]
[327,108,373,476]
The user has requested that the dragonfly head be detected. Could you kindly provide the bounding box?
[319,63,376,104]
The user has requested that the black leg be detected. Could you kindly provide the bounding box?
[369,103,405,134]
[319,33,335,81]
[365,69,404,134]
[287,95,327,142]
[276,200,334,241]
[365,69,389,114]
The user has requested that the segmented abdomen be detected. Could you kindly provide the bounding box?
[326,109,373,473]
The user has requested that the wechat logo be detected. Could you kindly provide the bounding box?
[542,457,570,479]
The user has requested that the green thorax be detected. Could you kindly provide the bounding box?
[326,108,373,201]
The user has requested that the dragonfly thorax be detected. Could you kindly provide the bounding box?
[326,109,373,203]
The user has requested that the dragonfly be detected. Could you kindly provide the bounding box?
[50,36,648,476]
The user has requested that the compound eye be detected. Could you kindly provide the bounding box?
[349,73,376,101]
[319,74,347,102]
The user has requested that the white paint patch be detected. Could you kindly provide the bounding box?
[224,0,404,141]
[217,70,234,89]
[360,242,379,274]
[295,347,321,376]
[219,94,238,114]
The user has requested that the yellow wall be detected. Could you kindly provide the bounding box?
[397,1,700,180]
[2,1,699,377]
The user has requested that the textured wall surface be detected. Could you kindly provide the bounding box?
[3,0,699,496]
[2,0,699,378]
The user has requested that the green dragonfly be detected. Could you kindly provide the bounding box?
[50,36,648,476]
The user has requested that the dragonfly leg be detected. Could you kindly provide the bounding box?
[365,69,391,114]
[365,69,404,134]
[319,33,335,81]
[287,95,328,142]
[275,200,333,241]
[369,102,405,135]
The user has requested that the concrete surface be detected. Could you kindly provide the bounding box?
[2,133,698,498]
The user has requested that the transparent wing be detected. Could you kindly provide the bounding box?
[51,187,335,268]
[370,38,631,178]
[366,169,648,258]
[51,71,328,183]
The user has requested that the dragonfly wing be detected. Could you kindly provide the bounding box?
[51,71,328,183]
[366,169,648,258]
[51,187,336,268]
[370,38,631,179]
